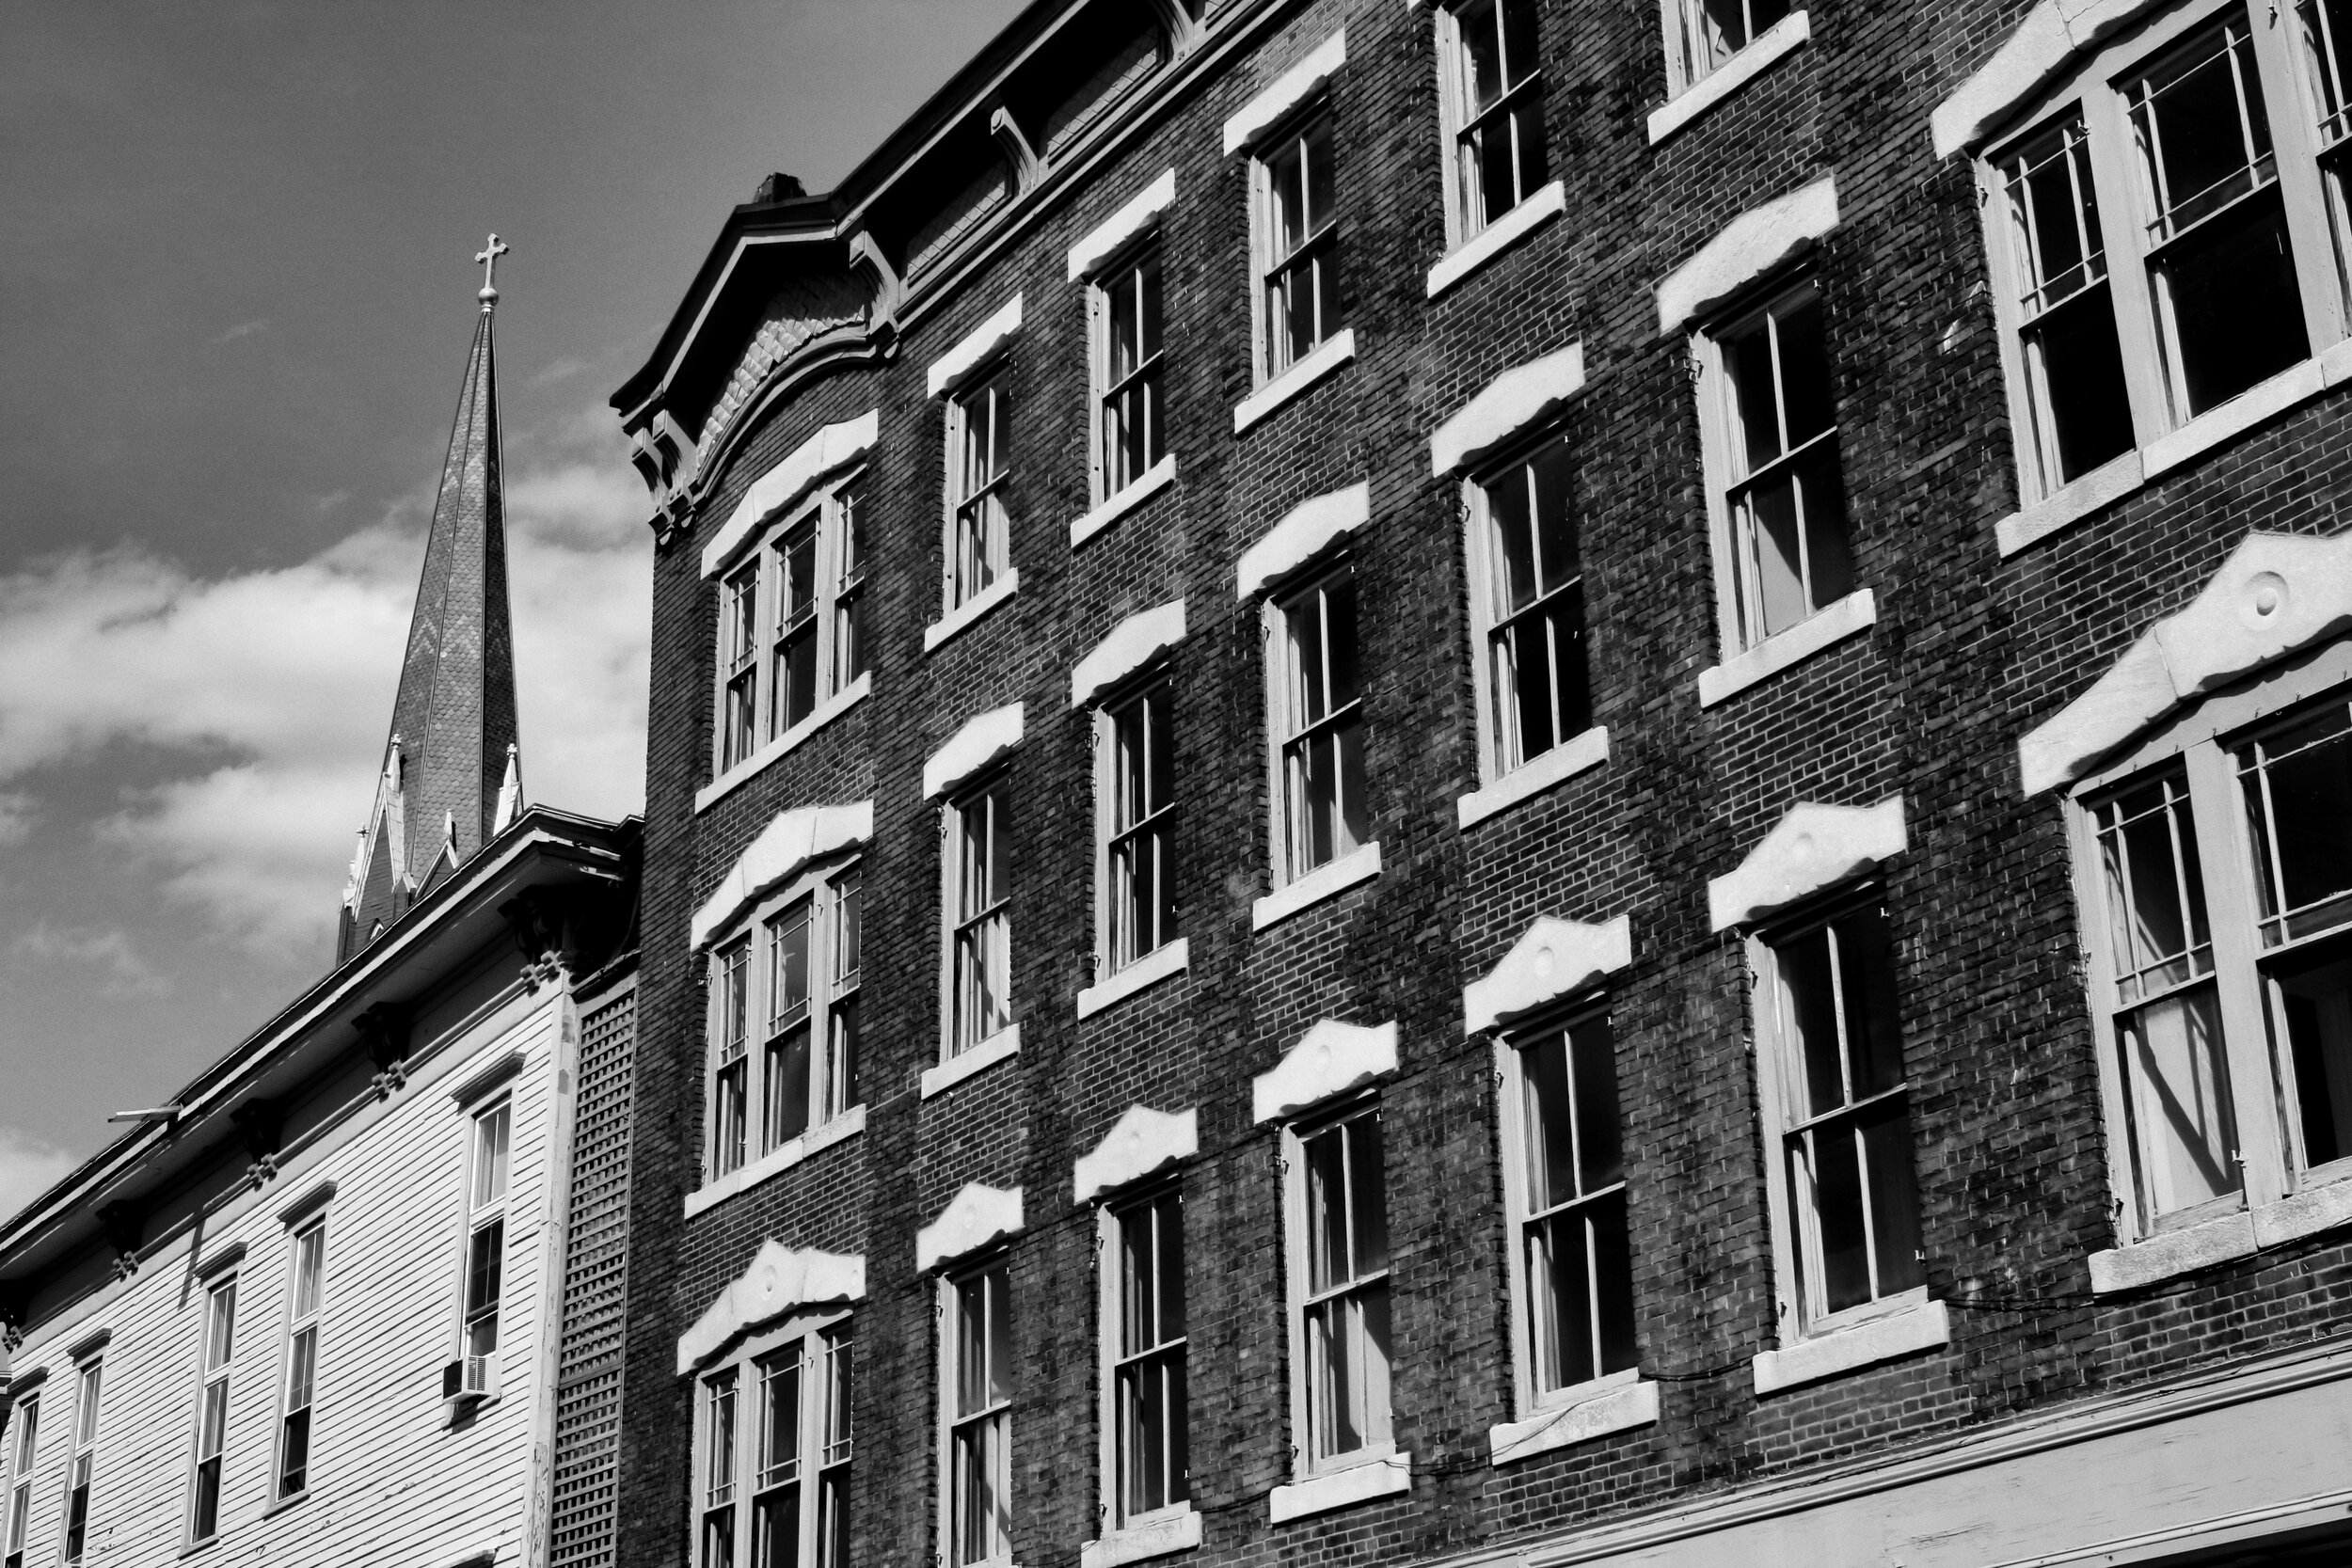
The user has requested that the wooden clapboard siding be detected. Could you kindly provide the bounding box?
[4,978,570,1568]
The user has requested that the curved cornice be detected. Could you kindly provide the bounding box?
[1708,798,1907,931]
[676,1241,865,1374]
[1463,915,1632,1036]
[691,802,872,951]
[1252,1019,1398,1125]
[1073,1105,1198,1203]
[916,1181,1025,1273]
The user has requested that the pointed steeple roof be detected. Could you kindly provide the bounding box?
[340,239,522,962]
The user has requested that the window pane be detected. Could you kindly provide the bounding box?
[2159,192,2311,415]
[1728,322,1784,472]
[2267,936,2352,1168]
[765,1025,811,1148]
[2031,290,2135,483]
[2242,705,2352,941]
[2135,23,2276,234]
[1806,1122,1873,1313]
[753,1490,799,1568]
[1780,926,1848,1118]
[474,1103,511,1208]
[1519,1030,1579,1211]
[1305,1126,1350,1294]
[206,1279,237,1370]
[1568,1015,1624,1191]
[2097,775,2214,994]
[1862,1101,1925,1295]
[1348,1115,1388,1275]
[1120,1204,1161,1356]
[1835,907,1906,1099]
[1775,296,1835,446]
[1462,0,1503,110]
[826,998,860,1119]
[2119,984,2241,1220]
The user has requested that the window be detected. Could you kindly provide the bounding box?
[61,1360,99,1568]
[1699,280,1851,653]
[6,1394,37,1568]
[1099,680,1178,975]
[1670,0,1792,90]
[1977,1,2348,508]
[278,1222,326,1497]
[944,1259,1011,1568]
[1506,1011,1637,1399]
[1287,1103,1391,1472]
[706,864,863,1180]
[1440,0,1549,240]
[696,1319,853,1568]
[1105,1188,1187,1526]
[2074,677,2352,1242]
[948,781,1012,1054]
[188,1277,236,1541]
[1267,566,1367,885]
[462,1100,510,1376]
[1469,440,1590,777]
[948,374,1012,610]
[1758,899,1925,1326]
[1255,116,1343,377]
[1094,249,1166,499]
[710,475,868,778]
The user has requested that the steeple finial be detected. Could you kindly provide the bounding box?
[475,233,510,310]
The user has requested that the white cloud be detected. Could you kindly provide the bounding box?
[529,355,593,388]
[0,790,33,845]
[9,919,169,995]
[211,318,269,346]
[0,1127,80,1225]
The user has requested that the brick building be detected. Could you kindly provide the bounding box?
[607,1,2352,1565]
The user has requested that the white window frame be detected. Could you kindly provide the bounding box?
[5,1391,35,1568]
[938,1255,1013,1568]
[1263,561,1371,894]
[945,372,1014,615]
[59,1359,99,1568]
[275,1219,327,1501]
[689,1309,854,1568]
[707,471,870,784]
[1089,243,1168,509]
[1748,888,1930,1344]
[1434,0,1551,248]
[1691,275,1860,663]
[941,775,1015,1063]
[707,939,752,1180]
[1461,433,1595,788]
[1279,1097,1395,1484]
[1494,1004,1642,1421]
[1661,0,1800,99]
[1249,109,1343,384]
[2066,642,2352,1260]
[1093,673,1180,984]
[455,1097,511,1396]
[185,1274,237,1544]
[1975,0,2352,520]
[1094,1183,1191,1537]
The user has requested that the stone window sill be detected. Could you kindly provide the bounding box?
[1487,1371,1657,1465]
[1998,347,2352,556]
[2090,1174,2352,1292]
[1252,841,1381,932]
[1646,11,1809,145]
[1267,1451,1411,1523]
[921,1023,1020,1099]
[1233,329,1357,435]
[1427,182,1564,299]
[1696,587,1875,707]
[1077,939,1189,1020]
[684,1105,867,1219]
[1751,1295,1949,1395]
[1080,1505,1201,1568]
[695,674,872,814]
[925,569,1021,654]
[1073,457,1178,548]
[1457,725,1609,830]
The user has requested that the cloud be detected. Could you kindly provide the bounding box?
[211,318,269,345]
[529,355,593,388]
[0,790,33,845]
[9,920,169,995]
[0,1127,78,1227]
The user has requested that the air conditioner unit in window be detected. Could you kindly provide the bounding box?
[441,1354,501,1403]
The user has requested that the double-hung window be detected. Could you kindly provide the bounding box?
[1095,250,1167,499]
[948,375,1012,610]
[1469,440,1590,777]
[705,863,864,1182]
[277,1221,326,1498]
[1974,1,2351,515]
[460,1100,510,1386]
[2071,668,2352,1253]
[1439,0,1549,241]
[709,475,869,781]
[1756,899,1925,1328]
[1505,1011,1638,1400]
[1100,680,1178,975]
[1668,0,1793,93]
[1255,117,1343,378]
[694,1317,853,1568]
[948,780,1013,1054]
[5,1393,34,1568]
[61,1360,99,1568]
[1286,1102,1392,1473]
[1267,566,1368,886]
[1105,1187,1188,1527]
[944,1259,1011,1568]
[1699,281,1852,654]
[188,1276,236,1542]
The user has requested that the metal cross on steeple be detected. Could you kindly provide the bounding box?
[475,233,511,309]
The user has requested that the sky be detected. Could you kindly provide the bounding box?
[0,0,1025,1219]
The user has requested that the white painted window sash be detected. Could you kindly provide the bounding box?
[709,474,869,784]
[185,1276,235,1544]
[939,1260,1013,1568]
[275,1221,327,1500]
[1281,1101,1394,1480]
[942,780,1014,1060]
[945,376,1014,614]
[60,1359,100,1568]
[1093,678,1180,980]
[687,1311,855,1568]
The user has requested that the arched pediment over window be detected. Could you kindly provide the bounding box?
[676,1242,865,1374]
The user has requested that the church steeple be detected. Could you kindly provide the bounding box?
[340,237,523,963]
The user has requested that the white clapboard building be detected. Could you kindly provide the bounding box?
[0,260,643,1568]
